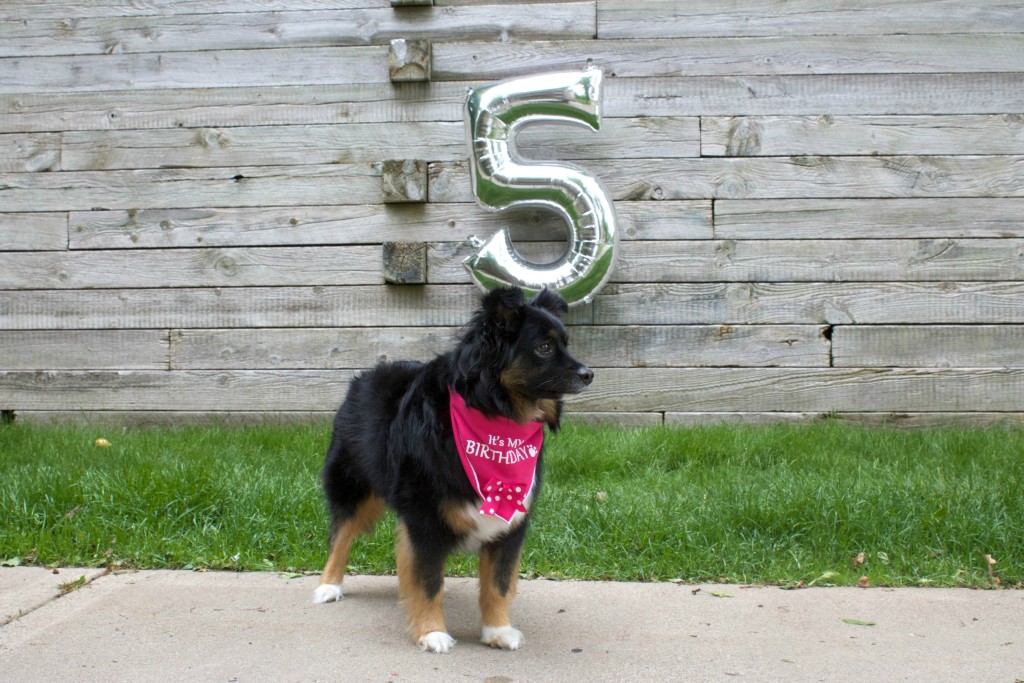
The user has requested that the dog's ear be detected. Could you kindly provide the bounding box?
[530,288,569,319]
[482,287,525,333]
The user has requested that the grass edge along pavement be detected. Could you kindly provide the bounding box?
[1,421,1021,588]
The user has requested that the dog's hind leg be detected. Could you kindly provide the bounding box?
[313,494,385,603]
[478,524,527,650]
[395,520,454,653]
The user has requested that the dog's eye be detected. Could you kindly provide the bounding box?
[535,342,553,356]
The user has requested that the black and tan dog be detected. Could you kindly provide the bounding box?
[313,287,592,653]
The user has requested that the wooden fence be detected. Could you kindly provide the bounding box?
[1,0,1023,426]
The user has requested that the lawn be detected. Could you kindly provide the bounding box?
[1,421,1021,588]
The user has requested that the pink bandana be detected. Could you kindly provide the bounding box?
[449,388,544,524]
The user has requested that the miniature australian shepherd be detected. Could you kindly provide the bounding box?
[312,287,593,653]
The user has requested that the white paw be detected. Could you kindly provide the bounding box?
[418,631,456,654]
[481,625,524,650]
[312,583,343,604]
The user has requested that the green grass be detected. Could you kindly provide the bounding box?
[1,421,1021,587]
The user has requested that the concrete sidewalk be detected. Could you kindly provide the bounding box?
[1,568,1022,682]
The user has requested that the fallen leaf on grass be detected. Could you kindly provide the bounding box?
[852,552,865,567]
[858,576,871,588]
[842,618,875,626]
[1,557,22,567]
[94,438,111,448]
[985,554,1002,587]
[808,571,839,587]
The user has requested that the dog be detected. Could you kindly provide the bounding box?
[312,287,593,653]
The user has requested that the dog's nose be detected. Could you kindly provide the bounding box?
[577,366,594,386]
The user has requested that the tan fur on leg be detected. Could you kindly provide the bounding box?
[479,544,525,649]
[319,494,385,586]
[478,544,519,628]
[396,521,449,648]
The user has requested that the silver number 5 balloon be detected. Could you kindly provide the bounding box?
[463,67,619,306]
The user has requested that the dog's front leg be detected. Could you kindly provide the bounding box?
[479,522,527,650]
[396,520,454,653]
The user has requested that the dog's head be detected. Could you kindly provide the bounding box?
[453,287,593,427]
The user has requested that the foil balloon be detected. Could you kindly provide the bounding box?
[463,67,619,306]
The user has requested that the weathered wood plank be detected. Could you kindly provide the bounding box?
[6,411,663,428]
[0,164,381,212]
[0,133,61,172]
[170,324,828,369]
[0,246,382,289]
[0,83,467,133]
[0,213,68,250]
[437,0,590,5]
[0,285,593,330]
[664,412,825,426]
[4,74,1022,134]
[597,0,1024,39]
[714,198,1024,239]
[5,35,1018,95]
[702,115,1024,156]
[832,325,1024,368]
[11,410,336,427]
[3,282,1019,330]
[592,282,1024,325]
[61,117,699,170]
[0,47,388,94]
[0,1,390,21]
[575,325,829,368]
[16,409,1021,428]
[0,330,169,370]
[429,239,1024,284]
[429,156,1024,202]
[571,368,1024,413]
[602,74,1024,118]
[432,36,1024,80]
[67,201,711,249]
[0,370,358,411]
[170,327,457,369]
[514,116,700,161]
[62,123,464,169]
[3,367,1021,412]
[0,4,596,57]
[9,410,668,427]
[563,412,664,427]
[663,412,1024,427]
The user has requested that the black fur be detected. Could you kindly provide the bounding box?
[320,287,591,618]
